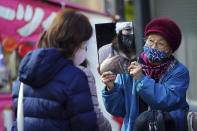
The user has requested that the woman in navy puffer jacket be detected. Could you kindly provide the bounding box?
[11,10,98,131]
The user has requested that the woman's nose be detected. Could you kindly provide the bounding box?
[150,42,157,49]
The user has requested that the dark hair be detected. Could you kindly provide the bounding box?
[37,10,92,58]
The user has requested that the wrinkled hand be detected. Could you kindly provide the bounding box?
[99,54,120,74]
[128,61,143,80]
[101,71,116,90]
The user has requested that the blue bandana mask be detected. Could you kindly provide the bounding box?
[144,46,167,63]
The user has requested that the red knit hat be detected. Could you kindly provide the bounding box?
[145,18,182,53]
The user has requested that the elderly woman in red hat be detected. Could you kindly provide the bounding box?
[101,18,189,131]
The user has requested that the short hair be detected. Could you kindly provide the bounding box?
[37,10,92,58]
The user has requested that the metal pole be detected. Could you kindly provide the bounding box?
[133,0,151,56]
[116,0,125,21]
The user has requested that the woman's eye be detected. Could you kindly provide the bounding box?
[158,42,164,46]
[126,29,131,32]
[149,39,154,43]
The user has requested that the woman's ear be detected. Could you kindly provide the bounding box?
[166,49,173,57]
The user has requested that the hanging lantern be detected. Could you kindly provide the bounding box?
[2,37,18,52]
[17,41,35,57]
[0,35,2,43]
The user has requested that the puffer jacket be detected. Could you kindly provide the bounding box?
[12,48,98,131]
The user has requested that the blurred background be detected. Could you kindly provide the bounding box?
[0,0,197,131]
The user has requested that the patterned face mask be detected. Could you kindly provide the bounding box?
[144,46,167,63]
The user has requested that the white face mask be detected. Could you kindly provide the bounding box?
[73,47,87,66]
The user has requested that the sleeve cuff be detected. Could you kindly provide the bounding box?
[136,74,146,92]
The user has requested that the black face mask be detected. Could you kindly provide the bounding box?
[121,34,135,48]
[119,34,135,54]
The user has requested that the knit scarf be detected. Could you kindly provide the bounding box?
[138,52,172,82]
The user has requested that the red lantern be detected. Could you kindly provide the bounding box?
[2,37,18,52]
[0,35,2,43]
[17,42,35,57]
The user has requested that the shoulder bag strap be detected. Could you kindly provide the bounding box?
[17,82,24,131]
